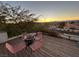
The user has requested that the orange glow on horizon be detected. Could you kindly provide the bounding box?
[35,17,79,23]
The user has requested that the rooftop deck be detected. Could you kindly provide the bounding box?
[0,35,79,57]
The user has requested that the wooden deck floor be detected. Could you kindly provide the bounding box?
[0,35,79,57]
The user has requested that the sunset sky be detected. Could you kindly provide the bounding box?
[2,1,79,22]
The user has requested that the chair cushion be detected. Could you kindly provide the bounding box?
[30,41,42,51]
[5,38,26,54]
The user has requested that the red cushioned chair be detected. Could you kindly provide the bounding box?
[29,32,43,52]
[5,37,26,54]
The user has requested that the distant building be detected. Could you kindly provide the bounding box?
[47,20,79,30]
[64,21,79,30]
[48,22,61,29]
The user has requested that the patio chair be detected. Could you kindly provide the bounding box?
[5,37,26,55]
[29,32,43,52]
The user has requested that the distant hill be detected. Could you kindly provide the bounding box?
[34,20,79,25]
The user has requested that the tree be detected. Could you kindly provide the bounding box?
[0,2,9,23]
[58,22,66,28]
[0,2,39,24]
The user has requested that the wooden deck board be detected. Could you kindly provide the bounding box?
[0,35,79,57]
